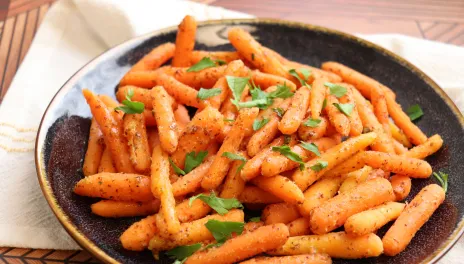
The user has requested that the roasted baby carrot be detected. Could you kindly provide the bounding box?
[190,51,240,65]
[382,184,445,256]
[172,15,197,67]
[154,72,205,108]
[174,104,190,134]
[278,87,310,135]
[262,203,300,225]
[151,86,179,153]
[161,65,227,89]
[123,113,151,172]
[120,215,158,251]
[338,166,373,193]
[238,186,282,204]
[403,134,443,159]
[251,70,297,91]
[298,116,328,141]
[310,78,328,119]
[297,176,343,217]
[251,175,305,204]
[324,94,350,137]
[339,84,363,136]
[171,156,214,197]
[390,175,412,201]
[98,147,116,173]
[206,60,246,108]
[117,85,154,109]
[389,120,412,148]
[287,218,312,237]
[362,151,432,178]
[91,200,160,218]
[126,42,175,73]
[83,118,104,176]
[220,152,248,198]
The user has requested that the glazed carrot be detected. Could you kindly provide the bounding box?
[251,70,297,91]
[362,151,432,178]
[172,15,197,67]
[148,209,244,252]
[345,202,405,236]
[317,149,366,179]
[261,46,290,64]
[390,175,412,201]
[171,106,224,169]
[150,145,180,235]
[74,173,152,202]
[159,65,227,89]
[324,94,350,136]
[206,60,246,108]
[143,109,156,127]
[251,175,305,204]
[83,118,104,176]
[120,215,158,251]
[176,198,212,223]
[119,71,158,88]
[185,224,289,264]
[389,120,412,148]
[278,87,310,135]
[310,178,394,234]
[292,132,377,191]
[228,27,288,78]
[202,107,259,190]
[247,115,280,157]
[82,89,135,173]
[338,166,373,193]
[190,51,240,65]
[240,254,332,264]
[298,116,328,141]
[352,88,395,153]
[370,85,390,131]
[269,232,383,259]
[147,127,160,152]
[310,78,327,119]
[298,177,343,217]
[385,92,427,145]
[98,147,116,173]
[284,60,342,83]
[262,203,300,224]
[126,42,175,73]
[321,61,393,99]
[171,156,214,197]
[91,200,160,218]
[220,152,248,198]
[154,72,205,108]
[123,113,151,172]
[383,184,445,256]
[261,137,337,178]
[403,134,443,159]
[151,86,179,153]
[287,218,312,237]
[238,186,282,204]
[174,104,190,132]
[117,85,154,109]
[393,139,408,154]
[339,85,363,136]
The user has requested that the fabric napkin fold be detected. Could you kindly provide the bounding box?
[0,0,462,262]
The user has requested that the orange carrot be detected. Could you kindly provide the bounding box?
[98,147,116,173]
[338,85,363,136]
[143,109,157,127]
[154,72,205,108]
[126,42,175,73]
[174,104,191,133]
[185,224,289,264]
[298,116,328,141]
[160,65,227,89]
[278,87,310,135]
[117,85,154,109]
[123,113,151,173]
[120,215,158,251]
[284,61,342,83]
[390,175,412,201]
[362,151,432,178]
[298,176,343,217]
[382,184,445,256]
[247,115,280,157]
[220,152,249,198]
[172,15,197,67]
[310,78,328,119]
[206,60,246,109]
[119,71,158,88]
[190,51,240,65]
[392,139,408,155]
[83,118,105,176]
[324,94,350,136]
[262,203,300,225]
[310,178,394,234]
[403,134,443,159]
[151,86,179,153]
[147,127,160,152]
[238,186,282,204]
[82,89,135,173]
[176,198,212,223]
[240,254,332,264]
[251,175,305,204]
[287,218,312,237]
[91,200,160,218]
[389,120,412,148]
[171,156,214,197]
[251,70,297,91]
[74,173,152,202]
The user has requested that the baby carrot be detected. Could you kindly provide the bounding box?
[251,70,297,91]
[403,134,443,159]
[171,156,215,197]
[238,186,282,204]
[206,60,246,109]
[362,151,432,178]
[251,175,305,204]
[390,175,412,201]
[240,254,332,264]
[190,51,240,65]
[220,152,248,198]
[338,166,373,193]
[298,116,328,141]
[389,120,412,148]
[147,127,160,152]
[154,72,205,108]
[297,176,343,217]
[162,65,227,89]
[287,218,312,237]
[126,42,175,73]
[324,94,350,136]
[185,224,289,264]
[74,173,152,201]
[310,178,394,234]
[117,85,154,109]
[339,85,363,136]
[262,203,300,225]
[278,87,310,135]
[151,86,179,153]
[123,113,151,173]
[383,184,445,256]
[120,215,158,251]
[83,118,104,176]
[98,147,116,173]
[82,89,135,173]
[247,115,280,157]
[172,15,197,67]
[174,104,190,134]
[91,200,160,218]
[310,78,327,119]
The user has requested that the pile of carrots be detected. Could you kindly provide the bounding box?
[75,15,447,264]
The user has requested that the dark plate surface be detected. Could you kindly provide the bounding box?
[35,19,464,264]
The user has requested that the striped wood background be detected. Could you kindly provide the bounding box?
[0,0,463,262]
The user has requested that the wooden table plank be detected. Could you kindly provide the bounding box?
[18,8,38,64]
[0,16,15,97]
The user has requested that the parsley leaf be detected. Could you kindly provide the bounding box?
[184,151,208,174]
[406,104,423,121]
[249,217,261,222]
[227,76,250,107]
[324,82,347,98]
[268,83,294,99]
[189,192,243,215]
[223,118,235,122]
[289,68,311,86]
[187,57,222,72]
[303,118,321,127]
[272,145,305,170]
[310,160,328,172]
[166,243,202,264]
[205,220,244,243]
[322,98,327,110]
[433,171,448,193]
[197,88,222,100]
[114,88,145,114]
[273,107,285,118]
[300,141,321,157]
[169,158,186,176]
[253,118,269,131]
[333,103,354,116]
[222,152,247,172]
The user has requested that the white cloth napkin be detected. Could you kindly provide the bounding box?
[0,0,462,262]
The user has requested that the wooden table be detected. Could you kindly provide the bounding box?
[0,0,463,262]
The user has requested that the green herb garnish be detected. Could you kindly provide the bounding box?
[189,192,243,215]
[197,88,222,100]
[114,88,145,114]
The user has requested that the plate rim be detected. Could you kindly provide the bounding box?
[35,18,464,264]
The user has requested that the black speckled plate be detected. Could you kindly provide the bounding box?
[35,19,464,264]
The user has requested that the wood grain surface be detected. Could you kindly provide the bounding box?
[0,0,463,262]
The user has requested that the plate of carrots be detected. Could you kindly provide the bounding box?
[36,16,464,264]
